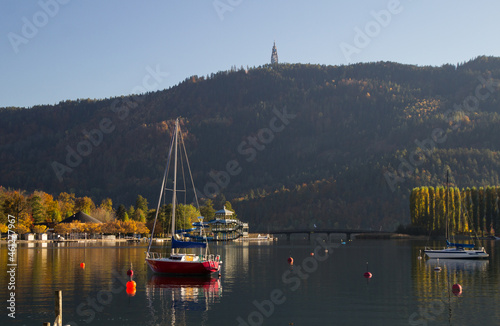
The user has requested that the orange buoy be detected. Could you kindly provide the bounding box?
[310,252,314,256]
[452,284,462,296]
[287,257,294,265]
[80,262,85,269]
[126,280,136,290]
[126,284,136,296]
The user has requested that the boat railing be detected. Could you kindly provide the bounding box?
[200,254,221,262]
[145,251,164,259]
[146,252,221,262]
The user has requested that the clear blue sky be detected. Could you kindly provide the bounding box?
[1,0,499,108]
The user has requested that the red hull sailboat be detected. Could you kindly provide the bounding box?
[145,118,221,276]
[146,253,221,275]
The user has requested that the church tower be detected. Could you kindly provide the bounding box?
[271,41,278,65]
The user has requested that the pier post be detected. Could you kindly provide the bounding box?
[54,290,62,326]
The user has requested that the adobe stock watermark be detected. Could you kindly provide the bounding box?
[195,106,297,199]
[213,0,243,21]
[236,237,339,326]
[339,0,406,62]
[6,215,17,319]
[384,75,498,192]
[51,64,169,182]
[7,0,71,54]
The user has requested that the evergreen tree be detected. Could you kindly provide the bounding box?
[135,195,148,213]
[116,205,127,221]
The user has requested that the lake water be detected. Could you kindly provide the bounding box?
[1,237,499,326]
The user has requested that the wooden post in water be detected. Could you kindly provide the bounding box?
[54,290,62,326]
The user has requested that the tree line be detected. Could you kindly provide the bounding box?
[410,186,500,235]
[0,187,236,236]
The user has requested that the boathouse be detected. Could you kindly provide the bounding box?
[209,206,244,240]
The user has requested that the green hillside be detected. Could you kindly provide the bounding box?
[2,56,500,231]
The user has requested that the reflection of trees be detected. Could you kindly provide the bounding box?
[412,249,492,323]
[1,243,150,322]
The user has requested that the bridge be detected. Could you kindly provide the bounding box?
[267,228,381,241]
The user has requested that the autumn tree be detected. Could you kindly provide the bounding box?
[74,196,96,214]
[57,192,76,218]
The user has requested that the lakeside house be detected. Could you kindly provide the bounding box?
[184,206,248,241]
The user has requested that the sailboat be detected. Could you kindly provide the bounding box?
[424,171,489,259]
[145,118,222,275]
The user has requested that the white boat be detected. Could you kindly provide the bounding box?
[424,171,489,260]
[424,246,488,259]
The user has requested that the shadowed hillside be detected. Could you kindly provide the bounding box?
[2,56,500,230]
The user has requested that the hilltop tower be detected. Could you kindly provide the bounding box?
[271,41,278,65]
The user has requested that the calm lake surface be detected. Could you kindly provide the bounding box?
[1,237,500,326]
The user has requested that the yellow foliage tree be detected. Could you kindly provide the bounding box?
[15,223,30,234]
[32,225,48,234]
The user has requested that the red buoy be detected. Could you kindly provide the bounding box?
[287,257,294,265]
[364,262,372,278]
[310,252,314,256]
[127,269,134,277]
[452,284,462,296]
[80,262,85,269]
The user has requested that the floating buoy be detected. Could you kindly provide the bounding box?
[364,262,372,278]
[80,262,85,269]
[127,269,134,277]
[287,257,294,265]
[310,252,314,256]
[126,282,136,296]
[417,250,422,260]
[434,259,442,271]
[452,283,462,296]
[126,280,136,290]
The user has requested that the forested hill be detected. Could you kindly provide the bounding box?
[2,56,500,231]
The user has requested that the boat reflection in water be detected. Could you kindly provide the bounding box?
[425,258,489,273]
[146,274,222,323]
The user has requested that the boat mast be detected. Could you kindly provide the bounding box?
[171,119,179,254]
[147,120,175,254]
[446,170,449,241]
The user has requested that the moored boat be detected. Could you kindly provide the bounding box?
[145,118,221,275]
[424,171,488,259]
